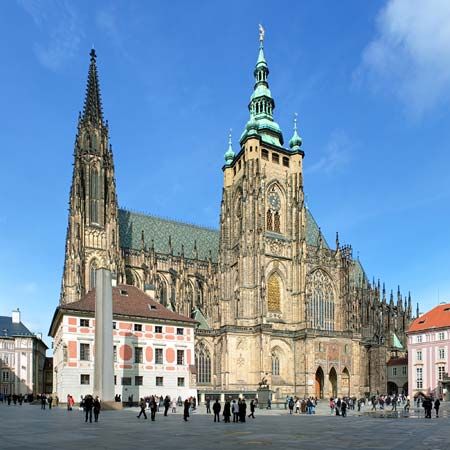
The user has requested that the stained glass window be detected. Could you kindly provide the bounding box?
[306,270,335,331]
[268,274,281,312]
[195,342,211,384]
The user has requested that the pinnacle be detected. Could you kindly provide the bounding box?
[82,49,104,126]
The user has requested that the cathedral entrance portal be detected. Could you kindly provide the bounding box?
[315,367,324,398]
[329,367,337,398]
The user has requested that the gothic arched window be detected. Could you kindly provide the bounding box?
[195,343,211,384]
[274,212,280,233]
[158,277,168,306]
[89,260,97,291]
[306,270,335,331]
[272,354,280,376]
[267,274,281,312]
[90,168,100,225]
[267,209,273,231]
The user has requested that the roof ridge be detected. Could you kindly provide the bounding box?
[119,206,219,233]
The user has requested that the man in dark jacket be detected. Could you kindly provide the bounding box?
[213,399,221,422]
[84,394,94,423]
[137,398,147,419]
[183,398,190,421]
[206,397,211,414]
[434,398,441,418]
[248,399,256,419]
[240,399,247,422]
[150,396,157,421]
[163,396,170,416]
[341,399,347,417]
[93,397,101,422]
[223,399,231,423]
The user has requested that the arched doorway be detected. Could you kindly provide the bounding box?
[315,367,324,398]
[329,367,337,398]
[387,381,398,395]
[342,368,350,397]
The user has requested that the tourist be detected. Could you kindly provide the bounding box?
[163,395,170,416]
[422,397,432,419]
[329,397,335,415]
[150,395,157,421]
[240,399,247,422]
[55,395,59,407]
[341,399,347,417]
[137,398,147,419]
[84,394,94,423]
[48,395,53,409]
[206,397,211,413]
[213,399,221,422]
[183,398,190,421]
[404,398,410,413]
[267,398,271,409]
[40,394,46,410]
[295,398,300,413]
[232,400,239,422]
[223,399,231,423]
[248,399,256,419]
[434,398,440,418]
[288,397,294,414]
[171,397,177,413]
[93,396,101,422]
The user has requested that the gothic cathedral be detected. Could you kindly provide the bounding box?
[60,36,412,399]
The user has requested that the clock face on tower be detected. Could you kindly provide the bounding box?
[268,191,281,211]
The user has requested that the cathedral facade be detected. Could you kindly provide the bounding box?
[60,37,412,400]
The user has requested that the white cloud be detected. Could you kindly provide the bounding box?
[306,130,352,175]
[359,0,450,116]
[18,0,83,70]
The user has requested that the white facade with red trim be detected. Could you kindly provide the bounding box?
[52,313,196,402]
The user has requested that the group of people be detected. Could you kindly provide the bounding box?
[287,396,318,415]
[209,398,257,423]
[417,396,441,418]
[79,394,101,422]
[136,395,197,422]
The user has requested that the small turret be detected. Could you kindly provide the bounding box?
[289,113,302,151]
[224,130,235,166]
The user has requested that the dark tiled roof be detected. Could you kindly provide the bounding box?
[118,209,220,262]
[0,316,34,337]
[118,207,329,259]
[408,303,450,332]
[59,285,196,325]
[387,357,408,366]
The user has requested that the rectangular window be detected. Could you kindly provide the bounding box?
[438,332,445,340]
[135,347,143,364]
[80,343,90,361]
[416,350,422,361]
[80,374,90,385]
[155,326,163,334]
[282,157,289,167]
[2,371,9,382]
[177,349,184,365]
[272,153,279,164]
[113,321,117,330]
[176,328,184,335]
[113,345,117,362]
[402,366,407,375]
[135,376,143,386]
[416,367,423,389]
[261,149,269,160]
[392,367,397,376]
[121,377,132,386]
[156,376,164,386]
[155,348,163,364]
[177,377,185,387]
[80,319,90,327]
[438,366,446,381]
[134,324,142,332]
[416,335,422,343]
[438,348,445,360]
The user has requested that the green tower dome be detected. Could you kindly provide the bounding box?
[224,131,235,165]
[289,114,302,150]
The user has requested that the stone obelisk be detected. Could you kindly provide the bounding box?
[93,268,115,406]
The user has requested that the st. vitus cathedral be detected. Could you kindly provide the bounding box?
[60,32,413,399]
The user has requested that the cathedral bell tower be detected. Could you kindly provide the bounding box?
[218,27,305,327]
[60,49,120,304]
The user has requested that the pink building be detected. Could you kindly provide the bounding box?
[49,285,197,402]
[407,303,450,399]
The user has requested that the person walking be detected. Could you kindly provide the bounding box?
[223,399,231,423]
[163,395,170,417]
[84,394,94,423]
[137,398,147,419]
[150,396,157,421]
[48,395,53,410]
[248,399,256,419]
[434,398,441,418]
[40,394,46,410]
[206,397,211,414]
[183,398,190,421]
[93,397,101,422]
[213,399,221,422]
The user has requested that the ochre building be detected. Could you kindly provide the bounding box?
[59,36,413,400]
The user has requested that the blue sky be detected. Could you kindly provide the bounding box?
[1,0,450,347]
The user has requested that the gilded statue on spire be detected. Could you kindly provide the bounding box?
[259,24,265,42]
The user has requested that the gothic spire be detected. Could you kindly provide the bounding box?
[82,49,104,126]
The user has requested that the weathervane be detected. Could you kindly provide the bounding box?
[259,24,265,42]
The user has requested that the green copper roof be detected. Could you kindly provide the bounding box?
[119,208,330,262]
[224,132,235,165]
[192,307,210,330]
[392,332,404,349]
[118,209,219,262]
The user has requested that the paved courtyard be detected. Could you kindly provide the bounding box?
[1,402,450,449]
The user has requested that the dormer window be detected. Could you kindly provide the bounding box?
[120,289,128,296]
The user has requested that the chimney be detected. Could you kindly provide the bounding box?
[11,309,20,324]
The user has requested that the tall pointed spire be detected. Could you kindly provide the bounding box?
[240,25,283,147]
[82,48,104,126]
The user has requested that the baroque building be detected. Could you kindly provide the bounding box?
[60,35,413,400]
